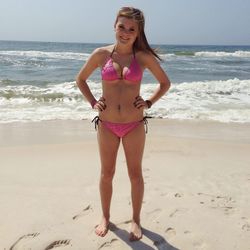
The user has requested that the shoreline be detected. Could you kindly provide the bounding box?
[1,119,249,249]
[1,118,250,147]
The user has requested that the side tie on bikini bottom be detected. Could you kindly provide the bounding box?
[91,116,151,137]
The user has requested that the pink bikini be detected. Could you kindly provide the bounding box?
[92,116,149,138]
[101,48,142,83]
[92,47,148,138]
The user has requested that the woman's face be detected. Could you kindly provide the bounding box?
[115,17,139,47]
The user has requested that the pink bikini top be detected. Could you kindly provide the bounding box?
[101,47,143,83]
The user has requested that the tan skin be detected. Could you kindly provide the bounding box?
[76,17,171,241]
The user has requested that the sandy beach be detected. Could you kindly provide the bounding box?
[0,119,250,250]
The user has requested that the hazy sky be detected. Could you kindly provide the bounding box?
[0,0,250,45]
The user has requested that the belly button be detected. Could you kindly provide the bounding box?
[118,104,121,111]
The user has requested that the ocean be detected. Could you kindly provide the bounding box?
[0,40,250,123]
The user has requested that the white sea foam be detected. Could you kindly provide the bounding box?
[146,78,250,123]
[195,50,250,58]
[159,50,250,58]
[0,50,90,61]
[2,49,250,62]
[1,78,250,123]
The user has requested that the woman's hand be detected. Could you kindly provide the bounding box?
[93,97,107,112]
[133,96,150,109]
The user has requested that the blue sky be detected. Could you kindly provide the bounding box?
[0,0,249,45]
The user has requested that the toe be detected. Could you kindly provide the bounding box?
[95,224,109,237]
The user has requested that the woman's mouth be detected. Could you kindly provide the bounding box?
[120,36,129,41]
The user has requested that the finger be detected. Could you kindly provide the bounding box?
[98,101,107,111]
[134,100,145,107]
[136,104,146,109]
[98,101,106,109]
[134,99,143,106]
[94,103,103,111]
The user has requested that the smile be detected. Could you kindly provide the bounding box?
[120,36,130,41]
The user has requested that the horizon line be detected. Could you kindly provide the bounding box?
[0,39,250,47]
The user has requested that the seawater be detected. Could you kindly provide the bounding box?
[0,40,250,123]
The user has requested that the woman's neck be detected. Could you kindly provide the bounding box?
[114,43,133,55]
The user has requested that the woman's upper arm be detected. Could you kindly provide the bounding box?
[143,52,170,86]
[77,48,102,81]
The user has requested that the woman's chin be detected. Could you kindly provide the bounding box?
[117,39,133,46]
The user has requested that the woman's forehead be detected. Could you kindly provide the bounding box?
[116,17,138,27]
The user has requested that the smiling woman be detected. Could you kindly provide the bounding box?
[114,7,161,60]
[76,6,171,241]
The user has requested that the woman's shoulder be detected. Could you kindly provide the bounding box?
[136,50,156,59]
[92,45,114,57]
[135,50,158,67]
[88,45,114,66]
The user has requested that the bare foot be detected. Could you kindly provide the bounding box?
[95,217,110,237]
[129,221,142,241]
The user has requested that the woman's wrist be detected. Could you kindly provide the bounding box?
[145,100,152,109]
[90,99,97,109]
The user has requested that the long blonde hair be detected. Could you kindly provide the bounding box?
[114,6,161,60]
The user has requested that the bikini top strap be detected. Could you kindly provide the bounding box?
[111,45,135,59]
[110,45,115,58]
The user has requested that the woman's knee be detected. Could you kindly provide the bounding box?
[101,168,115,182]
[128,167,143,182]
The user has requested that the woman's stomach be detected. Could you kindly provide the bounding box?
[99,97,144,123]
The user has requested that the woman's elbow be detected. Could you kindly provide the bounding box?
[161,80,171,93]
[76,74,85,87]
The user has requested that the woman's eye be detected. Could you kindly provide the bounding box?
[129,28,135,32]
[118,25,125,30]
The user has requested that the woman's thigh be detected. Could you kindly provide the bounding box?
[97,123,121,172]
[122,123,145,174]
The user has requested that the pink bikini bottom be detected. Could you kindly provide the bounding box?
[92,116,149,138]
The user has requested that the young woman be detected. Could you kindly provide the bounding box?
[76,6,171,241]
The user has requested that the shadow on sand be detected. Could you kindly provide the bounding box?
[109,223,180,250]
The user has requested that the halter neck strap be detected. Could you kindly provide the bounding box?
[110,45,136,58]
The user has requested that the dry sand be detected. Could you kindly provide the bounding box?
[0,119,249,250]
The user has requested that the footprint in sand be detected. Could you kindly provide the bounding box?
[241,217,250,232]
[197,192,236,214]
[174,193,183,198]
[165,227,176,238]
[242,223,250,231]
[169,209,178,218]
[193,239,208,250]
[72,204,92,220]
[169,208,187,218]
[98,239,118,250]
[45,239,71,250]
[10,233,40,250]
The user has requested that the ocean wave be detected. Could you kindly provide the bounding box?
[0,79,250,123]
[195,50,250,58]
[2,49,250,62]
[0,50,90,61]
[160,50,250,58]
[148,78,250,123]
[0,81,101,103]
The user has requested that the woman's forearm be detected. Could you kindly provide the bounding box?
[148,81,171,105]
[76,78,97,105]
